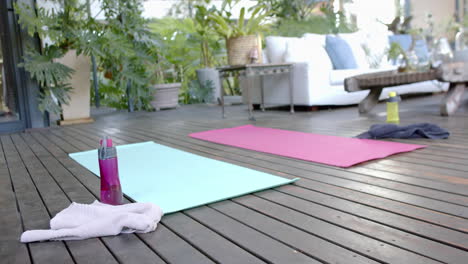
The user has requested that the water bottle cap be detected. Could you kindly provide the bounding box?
[100,137,113,147]
[99,136,116,160]
[388,91,397,97]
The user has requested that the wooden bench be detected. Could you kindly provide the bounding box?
[344,63,468,116]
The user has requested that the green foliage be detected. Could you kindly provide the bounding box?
[194,4,222,68]
[92,77,130,109]
[387,42,412,71]
[255,0,321,21]
[268,8,356,37]
[149,18,201,104]
[97,0,159,111]
[320,4,355,34]
[15,0,159,113]
[148,15,225,104]
[208,1,270,39]
[387,42,406,61]
[188,79,214,103]
[269,17,330,37]
[14,0,91,114]
[19,46,74,113]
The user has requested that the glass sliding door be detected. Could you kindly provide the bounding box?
[0,0,27,133]
[0,39,20,123]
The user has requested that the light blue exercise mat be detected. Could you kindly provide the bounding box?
[69,142,298,214]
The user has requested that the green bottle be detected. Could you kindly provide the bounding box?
[386,91,400,124]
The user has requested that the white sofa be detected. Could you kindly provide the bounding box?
[247,31,448,107]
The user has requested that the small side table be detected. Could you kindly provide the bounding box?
[217,63,294,120]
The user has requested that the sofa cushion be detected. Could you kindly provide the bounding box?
[283,38,333,71]
[265,36,300,63]
[325,35,358,69]
[337,32,370,69]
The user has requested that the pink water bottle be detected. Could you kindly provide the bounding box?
[98,136,123,205]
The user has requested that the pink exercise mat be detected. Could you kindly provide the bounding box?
[189,125,425,168]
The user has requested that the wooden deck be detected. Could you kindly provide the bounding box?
[1,93,468,264]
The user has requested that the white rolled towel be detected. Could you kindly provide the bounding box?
[21,200,163,243]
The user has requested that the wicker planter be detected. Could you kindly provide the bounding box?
[151,83,181,111]
[226,35,262,65]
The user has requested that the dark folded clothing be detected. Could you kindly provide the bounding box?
[356,123,450,139]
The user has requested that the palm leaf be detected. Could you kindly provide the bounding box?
[238,7,245,35]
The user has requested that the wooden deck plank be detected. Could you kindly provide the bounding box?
[28,130,229,264]
[133,121,468,195]
[72,125,466,255]
[9,134,118,264]
[173,120,468,179]
[2,94,468,264]
[163,213,267,264]
[164,123,468,203]
[76,121,468,227]
[54,126,325,264]
[215,198,439,264]
[0,137,31,264]
[97,124,468,228]
[254,189,468,264]
[0,135,74,264]
[131,123,468,194]
[184,206,321,264]
[207,199,378,263]
[17,133,167,264]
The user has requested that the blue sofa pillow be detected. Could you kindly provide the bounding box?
[388,34,429,63]
[388,34,412,51]
[325,35,358,69]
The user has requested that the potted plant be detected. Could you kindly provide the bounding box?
[194,4,222,103]
[15,0,96,125]
[150,53,181,111]
[96,0,160,113]
[209,0,270,65]
[387,42,418,72]
[150,17,208,109]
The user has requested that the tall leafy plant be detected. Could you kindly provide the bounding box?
[194,4,221,68]
[255,0,321,21]
[96,0,159,111]
[148,3,225,104]
[149,18,201,104]
[15,0,95,114]
[208,0,270,40]
[16,0,159,113]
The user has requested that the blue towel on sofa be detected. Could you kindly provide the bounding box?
[356,123,450,139]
